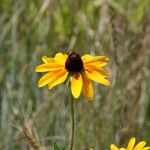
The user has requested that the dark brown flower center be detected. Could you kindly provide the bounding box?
[65,52,83,73]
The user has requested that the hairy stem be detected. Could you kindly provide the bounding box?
[69,95,75,150]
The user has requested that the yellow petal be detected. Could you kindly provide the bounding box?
[82,54,109,67]
[143,147,150,150]
[84,64,109,77]
[120,148,126,150]
[134,141,146,150]
[35,63,64,72]
[127,137,136,150]
[71,73,83,98]
[82,72,94,100]
[54,53,68,65]
[85,70,110,86]
[38,72,56,87]
[110,144,119,150]
[42,56,54,63]
[48,71,68,89]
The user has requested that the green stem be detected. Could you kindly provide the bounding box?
[69,95,75,150]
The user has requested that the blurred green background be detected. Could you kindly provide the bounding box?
[0,0,150,149]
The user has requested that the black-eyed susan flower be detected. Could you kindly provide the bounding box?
[35,52,110,100]
[110,137,150,150]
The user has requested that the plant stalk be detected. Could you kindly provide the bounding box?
[69,95,75,150]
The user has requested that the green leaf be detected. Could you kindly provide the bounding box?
[53,142,60,150]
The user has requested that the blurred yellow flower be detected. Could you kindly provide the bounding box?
[110,137,150,150]
[35,52,110,100]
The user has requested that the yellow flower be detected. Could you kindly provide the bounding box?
[110,137,150,150]
[35,52,110,100]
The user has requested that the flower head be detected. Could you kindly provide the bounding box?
[35,52,110,100]
[110,137,150,150]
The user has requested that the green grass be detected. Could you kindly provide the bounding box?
[0,0,150,149]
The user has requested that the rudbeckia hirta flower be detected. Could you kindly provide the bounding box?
[35,52,110,100]
[110,137,150,150]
